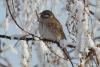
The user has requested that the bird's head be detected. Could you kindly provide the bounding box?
[40,10,54,19]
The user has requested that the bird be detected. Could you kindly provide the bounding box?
[38,10,74,67]
[38,10,66,41]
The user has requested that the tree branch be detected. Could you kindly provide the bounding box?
[6,0,35,36]
[0,34,60,44]
[0,34,33,41]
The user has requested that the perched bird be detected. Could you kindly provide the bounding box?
[38,10,66,41]
[38,10,74,67]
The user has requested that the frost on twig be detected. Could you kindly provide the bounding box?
[0,0,100,67]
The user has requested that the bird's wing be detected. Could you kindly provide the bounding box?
[43,17,66,40]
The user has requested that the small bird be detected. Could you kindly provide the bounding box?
[38,10,74,67]
[38,10,66,41]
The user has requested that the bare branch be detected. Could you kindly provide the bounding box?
[0,34,33,41]
[6,0,35,36]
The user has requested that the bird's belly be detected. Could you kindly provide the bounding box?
[39,23,57,40]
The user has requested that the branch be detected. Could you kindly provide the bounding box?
[6,0,35,36]
[89,10,94,15]
[0,34,60,44]
[85,48,99,67]
[0,34,33,41]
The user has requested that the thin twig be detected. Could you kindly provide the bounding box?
[62,48,74,67]
[45,43,65,59]
[6,0,34,36]
[35,10,39,22]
